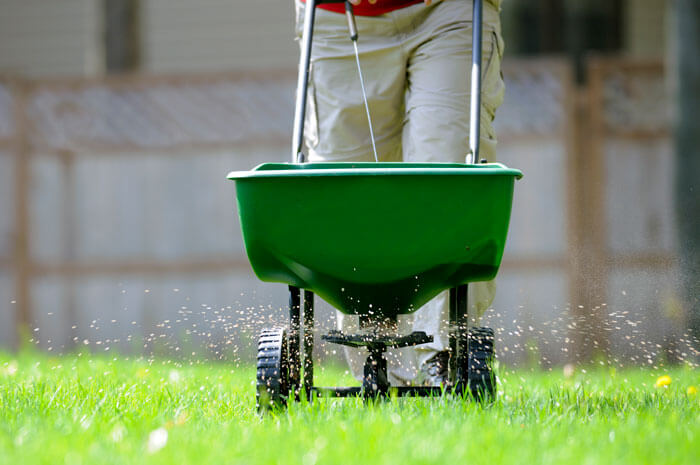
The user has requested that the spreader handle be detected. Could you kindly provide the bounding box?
[292,0,347,163]
[291,0,317,163]
[468,0,483,164]
[345,2,359,41]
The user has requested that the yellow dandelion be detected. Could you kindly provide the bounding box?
[654,375,672,388]
[687,386,698,396]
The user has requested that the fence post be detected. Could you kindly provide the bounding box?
[570,60,610,362]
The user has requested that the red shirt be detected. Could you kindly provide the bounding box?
[307,1,423,16]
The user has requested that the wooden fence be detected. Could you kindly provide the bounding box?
[0,58,685,365]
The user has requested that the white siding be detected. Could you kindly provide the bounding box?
[0,0,102,76]
[0,0,670,77]
[142,0,298,72]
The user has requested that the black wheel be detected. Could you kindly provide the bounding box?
[467,327,496,400]
[256,328,290,412]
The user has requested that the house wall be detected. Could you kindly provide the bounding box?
[140,0,299,73]
[0,0,103,76]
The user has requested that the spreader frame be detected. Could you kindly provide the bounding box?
[285,283,482,401]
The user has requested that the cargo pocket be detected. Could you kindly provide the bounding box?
[479,30,505,161]
[305,64,320,151]
[482,30,505,122]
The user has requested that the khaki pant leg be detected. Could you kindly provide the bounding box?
[295,2,405,162]
[295,2,409,382]
[402,0,504,163]
[400,0,505,377]
[295,1,505,384]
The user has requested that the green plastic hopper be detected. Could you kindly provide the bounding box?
[228,162,522,319]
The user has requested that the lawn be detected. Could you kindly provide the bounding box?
[0,352,698,465]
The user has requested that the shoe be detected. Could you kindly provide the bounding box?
[417,350,449,386]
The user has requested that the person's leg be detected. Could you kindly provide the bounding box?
[337,0,505,385]
[400,0,505,382]
[402,0,504,164]
[295,1,405,162]
[293,0,505,385]
[295,1,409,383]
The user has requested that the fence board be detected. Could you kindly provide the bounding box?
[607,269,683,363]
[494,59,569,139]
[605,139,675,254]
[0,272,15,346]
[499,140,568,258]
[486,269,570,367]
[0,151,14,258]
[587,58,680,359]
[26,74,295,154]
[0,82,14,139]
[29,147,283,264]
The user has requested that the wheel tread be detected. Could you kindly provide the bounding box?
[467,327,496,400]
[255,327,290,413]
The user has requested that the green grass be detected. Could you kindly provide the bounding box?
[1,352,699,465]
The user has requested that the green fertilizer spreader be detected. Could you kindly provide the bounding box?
[228,0,521,412]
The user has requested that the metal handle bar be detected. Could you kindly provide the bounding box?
[468,0,482,164]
